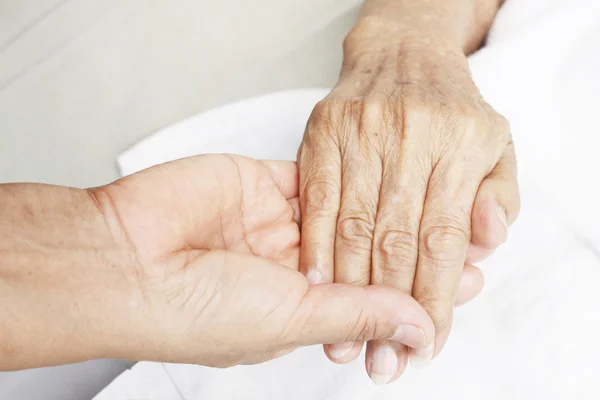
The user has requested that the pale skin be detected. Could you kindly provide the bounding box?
[0,155,485,371]
[298,0,519,385]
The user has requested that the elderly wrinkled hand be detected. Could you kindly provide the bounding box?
[297,19,520,383]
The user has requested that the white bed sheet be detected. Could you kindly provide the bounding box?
[98,0,600,399]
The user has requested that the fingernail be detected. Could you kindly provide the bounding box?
[328,342,354,359]
[496,206,508,231]
[390,324,426,348]
[409,342,435,369]
[306,268,323,285]
[369,346,398,386]
[494,206,508,244]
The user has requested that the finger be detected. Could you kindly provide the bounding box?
[288,198,301,225]
[298,142,341,284]
[326,263,484,366]
[410,160,480,367]
[275,246,300,270]
[365,341,408,385]
[471,142,520,249]
[327,136,382,359]
[367,141,429,384]
[372,141,428,293]
[262,160,299,200]
[324,342,363,364]
[334,148,382,286]
[288,283,435,350]
[465,242,494,264]
[455,264,484,307]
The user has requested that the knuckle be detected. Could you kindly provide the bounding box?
[302,180,339,214]
[437,105,481,130]
[420,218,470,263]
[361,96,386,118]
[309,98,349,124]
[495,114,513,144]
[356,97,395,145]
[452,112,484,136]
[310,99,334,121]
[407,103,433,120]
[305,100,341,145]
[403,104,433,129]
[337,213,375,250]
[375,228,419,284]
[377,228,419,257]
[375,229,419,280]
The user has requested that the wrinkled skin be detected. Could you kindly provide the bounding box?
[94,155,486,368]
[298,32,520,382]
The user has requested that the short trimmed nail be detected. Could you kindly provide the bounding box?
[409,342,435,369]
[369,346,398,385]
[328,342,354,359]
[490,206,508,245]
[390,324,426,348]
[306,269,323,285]
[496,206,508,232]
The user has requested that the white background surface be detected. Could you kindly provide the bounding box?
[0,1,361,398]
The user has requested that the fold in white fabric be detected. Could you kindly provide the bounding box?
[100,0,600,398]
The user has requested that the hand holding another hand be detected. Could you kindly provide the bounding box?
[93,155,444,367]
[1,153,488,373]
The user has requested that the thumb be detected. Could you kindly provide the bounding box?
[285,283,435,350]
[471,142,520,250]
[194,251,434,365]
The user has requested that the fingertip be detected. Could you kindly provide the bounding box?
[471,198,507,249]
[432,326,452,359]
[408,317,453,369]
[455,264,484,307]
[365,285,436,344]
[366,341,408,385]
[386,350,408,384]
[262,160,299,199]
[306,268,324,285]
[324,342,363,364]
[408,342,435,369]
[466,242,494,264]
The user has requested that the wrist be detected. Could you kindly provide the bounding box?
[345,15,464,51]
[0,184,143,369]
[342,16,466,76]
